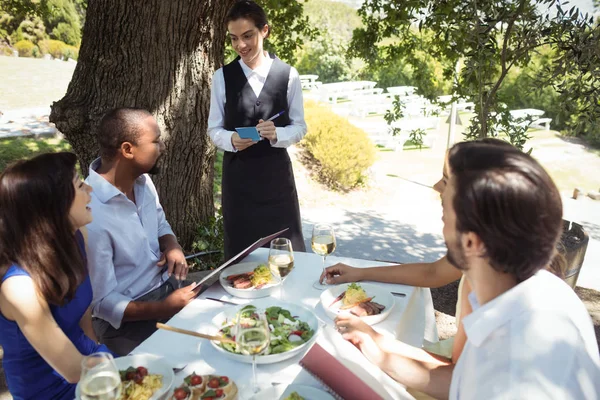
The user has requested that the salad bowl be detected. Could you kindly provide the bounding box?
[209,298,321,364]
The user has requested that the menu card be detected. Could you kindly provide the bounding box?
[192,228,289,296]
[300,343,384,400]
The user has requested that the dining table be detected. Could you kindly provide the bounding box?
[132,248,439,400]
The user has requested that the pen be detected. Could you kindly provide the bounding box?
[266,111,285,121]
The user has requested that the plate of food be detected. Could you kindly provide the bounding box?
[210,298,321,364]
[320,283,394,325]
[170,372,238,400]
[76,353,174,400]
[249,384,335,400]
[219,261,282,299]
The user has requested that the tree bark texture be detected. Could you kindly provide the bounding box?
[50,0,236,248]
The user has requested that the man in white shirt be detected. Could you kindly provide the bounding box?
[86,108,198,356]
[335,140,600,399]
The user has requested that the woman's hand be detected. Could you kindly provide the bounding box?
[335,313,379,344]
[256,119,277,142]
[335,313,385,365]
[320,263,364,284]
[231,132,255,151]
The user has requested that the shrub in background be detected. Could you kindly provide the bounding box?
[302,100,376,190]
[14,40,36,57]
[63,44,78,60]
[191,207,224,271]
[39,39,67,59]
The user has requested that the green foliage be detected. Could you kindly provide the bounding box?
[0,137,71,172]
[259,0,318,65]
[302,101,376,190]
[51,21,77,45]
[191,207,224,271]
[12,15,46,44]
[45,0,80,45]
[14,39,36,56]
[0,0,81,46]
[408,128,426,150]
[38,38,66,58]
[296,35,353,83]
[498,49,563,126]
[294,0,363,83]
[351,0,600,148]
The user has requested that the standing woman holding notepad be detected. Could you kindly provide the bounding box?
[208,0,307,259]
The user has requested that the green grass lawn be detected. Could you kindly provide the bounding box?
[0,137,71,171]
[0,56,76,110]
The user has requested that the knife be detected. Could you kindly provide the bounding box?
[185,250,220,260]
[205,297,238,306]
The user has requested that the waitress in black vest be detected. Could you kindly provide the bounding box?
[208,0,307,260]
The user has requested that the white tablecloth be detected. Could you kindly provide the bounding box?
[133,249,438,400]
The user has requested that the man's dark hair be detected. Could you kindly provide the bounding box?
[97,108,153,160]
[226,1,270,38]
[448,141,563,282]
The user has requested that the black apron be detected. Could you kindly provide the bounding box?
[221,55,306,260]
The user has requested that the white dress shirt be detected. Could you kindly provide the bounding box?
[208,55,307,152]
[450,270,600,399]
[85,158,173,329]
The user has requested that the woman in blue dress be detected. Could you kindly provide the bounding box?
[0,152,112,400]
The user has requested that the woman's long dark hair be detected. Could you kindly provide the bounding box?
[0,152,86,305]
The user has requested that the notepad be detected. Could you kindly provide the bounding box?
[235,127,260,141]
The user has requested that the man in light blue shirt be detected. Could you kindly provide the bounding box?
[86,108,198,355]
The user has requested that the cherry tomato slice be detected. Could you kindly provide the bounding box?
[136,366,148,377]
[173,388,188,400]
[133,373,144,385]
[220,376,229,384]
[190,375,203,386]
[208,378,220,388]
[215,388,224,397]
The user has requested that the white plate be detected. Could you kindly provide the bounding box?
[249,384,336,400]
[320,283,394,325]
[210,298,321,364]
[219,261,282,299]
[76,353,174,400]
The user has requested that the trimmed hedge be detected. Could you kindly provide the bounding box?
[302,100,376,190]
[38,39,78,60]
[14,40,37,57]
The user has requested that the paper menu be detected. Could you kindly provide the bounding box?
[300,342,385,400]
[192,227,289,295]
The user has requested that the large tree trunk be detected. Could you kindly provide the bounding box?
[50,0,236,248]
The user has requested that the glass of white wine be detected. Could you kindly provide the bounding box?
[235,307,270,395]
[269,237,294,282]
[79,352,121,400]
[311,224,336,290]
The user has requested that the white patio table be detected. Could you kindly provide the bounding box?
[132,248,438,400]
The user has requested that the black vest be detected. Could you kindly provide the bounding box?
[222,55,291,158]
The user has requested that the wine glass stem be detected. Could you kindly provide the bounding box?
[322,255,326,275]
[252,355,258,393]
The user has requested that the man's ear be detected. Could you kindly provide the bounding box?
[120,142,134,160]
[462,231,486,258]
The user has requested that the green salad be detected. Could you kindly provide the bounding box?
[218,305,314,355]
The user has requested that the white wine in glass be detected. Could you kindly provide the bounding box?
[311,224,336,289]
[269,237,294,280]
[80,352,122,400]
[235,307,270,394]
